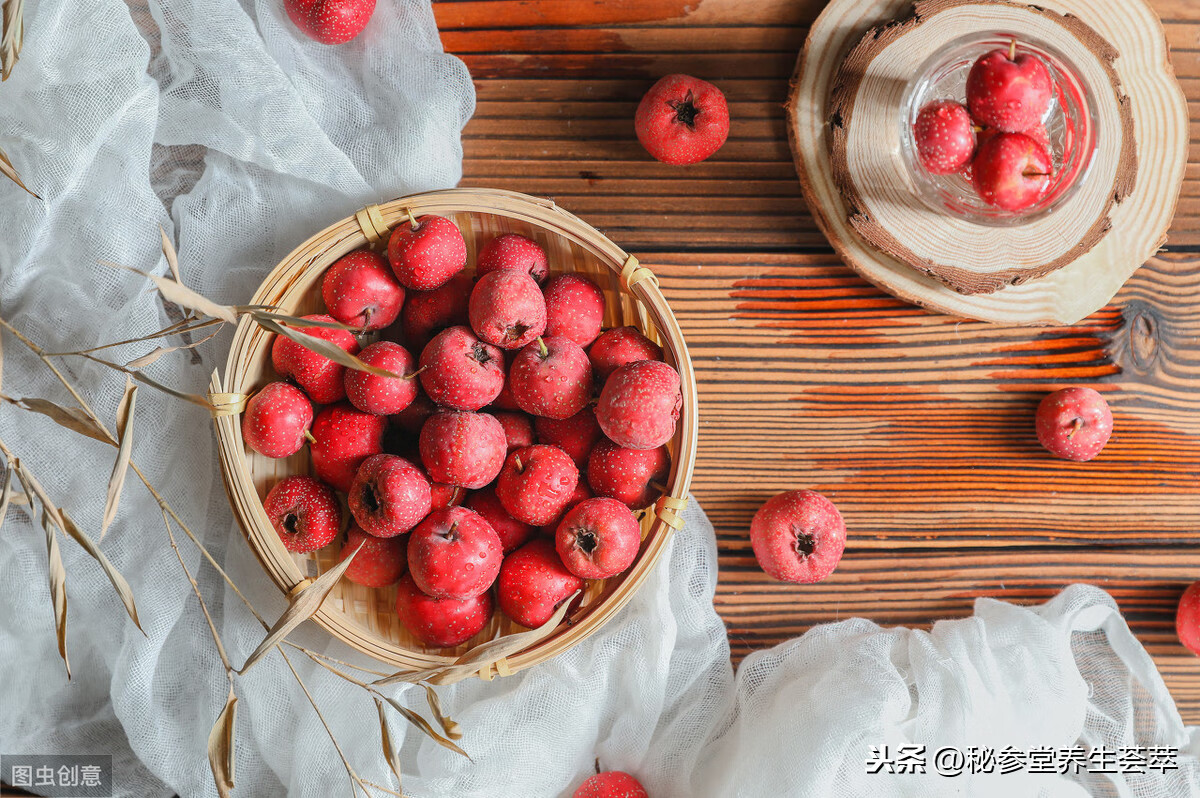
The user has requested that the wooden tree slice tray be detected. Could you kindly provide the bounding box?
[829,0,1136,295]
[787,0,1188,324]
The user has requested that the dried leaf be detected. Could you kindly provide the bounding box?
[0,0,22,82]
[103,261,237,324]
[207,686,237,798]
[0,319,5,396]
[43,515,69,678]
[125,324,221,369]
[375,693,468,759]
[375,591,580,687]
[375,698,404,789]
[125,347,173,370]
[125,368,212,409]
[10,397,110,444]
[160,226,181,282]
[248,310,355,331]
[10,460,67,672]
[100,379,136,539]
[0,465,11,534]
[17,458,71,679]
[421,683,462,740]
[237,541,363,675]
[254,316,399,379]
[14,457,66,529]
[0,143,37,198]
[59,510,142,633]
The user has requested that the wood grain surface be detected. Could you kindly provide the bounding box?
[433,0,1200,722]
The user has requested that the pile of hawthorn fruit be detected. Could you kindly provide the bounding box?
[242,217,682,650]
[913,40,1061,212]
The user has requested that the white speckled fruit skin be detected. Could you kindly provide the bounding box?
[418,410,507,489]
[348,454,432,538]
[596,360,682,450]
[555,497,642,580]
[750,490,846,584]
[344,341,418,415]
[509,336,594,420]
[242,381,313,459]
[321,249,404,330]
[588,326,664,382]
[496,444,580,526]
[407,507,502,600]
[387,215,468,291]
[262,475,341,553]
[1035,387,1113,462]
[497,539,582,628]
[418,325,505,411]
[469,270,547,350]
[309,402,387,493]
[543,273,606,347]
[586,439,669,509]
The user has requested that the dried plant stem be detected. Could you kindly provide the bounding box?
[0,318,113,442]
[301,648,371,688]
[279,647,372,798]
[163,507,232,675]
[287,643,391,678]
[42,316,222,357]
[0,311,453,795]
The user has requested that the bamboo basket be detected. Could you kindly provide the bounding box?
[211,188,698,680]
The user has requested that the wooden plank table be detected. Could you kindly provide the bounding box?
[433,0,1200,722]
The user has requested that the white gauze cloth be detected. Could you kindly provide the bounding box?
[1,1,1199,796]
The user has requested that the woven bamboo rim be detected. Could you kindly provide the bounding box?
[211,188,698,678]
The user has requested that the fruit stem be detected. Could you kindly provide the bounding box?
[1023,170,1050,178]
[513,455,524,473]
[1067,418,1084,439]
[361,308,373,332]
[537,337,549,358]
[303,430,317,445]
[444,521,460,541]
[649,480,668,494]
[1009,38,1017,61]
[405,366,426,381]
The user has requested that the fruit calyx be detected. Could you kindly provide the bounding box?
[668,90,700,128]
[506,323,531,343]
[470,343,494,365]
[573,527,599,556]
[361,485,380,514]
[282,514,300,536]
[793,528,816,559]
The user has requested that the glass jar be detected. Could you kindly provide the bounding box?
[900,33,1098,225]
